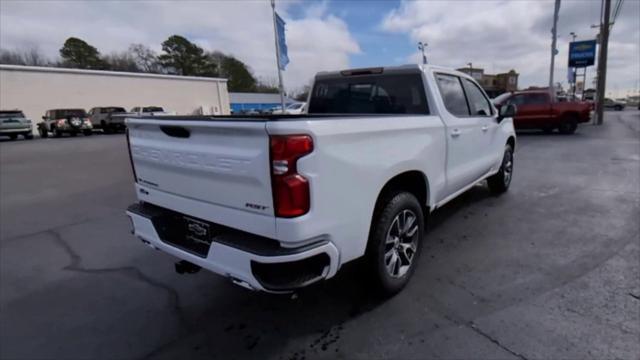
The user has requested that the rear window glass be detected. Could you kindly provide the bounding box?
[0,111,25,119]
[308,73,429,114]
[102,107,126,113]
[53,109,86,118]
[143,107,164,112]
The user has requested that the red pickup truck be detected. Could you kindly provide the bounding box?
[493,90,591,134]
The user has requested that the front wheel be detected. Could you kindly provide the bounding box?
[487,144,514,194]
[558,117,578,134]
[38,127,48,138]
[8,134,17,140]
[84,130,93,136]
[366,191,424,296]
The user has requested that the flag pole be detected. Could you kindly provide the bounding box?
[271,0,286,112]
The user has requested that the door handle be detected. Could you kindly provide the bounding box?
[482,125,489,132]
[450,129,461,138]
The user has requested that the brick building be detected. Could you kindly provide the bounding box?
[456,67,519,98]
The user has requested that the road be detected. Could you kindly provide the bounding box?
[1,111,639,360]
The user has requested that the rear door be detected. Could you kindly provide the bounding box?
[434,73,487,195]
[508,93,552,128]
[127,118,275,218]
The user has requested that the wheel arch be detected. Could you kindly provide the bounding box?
[370,170,430,228]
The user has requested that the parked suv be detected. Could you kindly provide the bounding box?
[126,64,517,295]
[38,109,93,137]
[0,110,33,140]
[88,107,128,133]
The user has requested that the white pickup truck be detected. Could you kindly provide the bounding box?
[126,64,516,295]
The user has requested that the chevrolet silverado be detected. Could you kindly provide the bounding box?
[126,64,517,295]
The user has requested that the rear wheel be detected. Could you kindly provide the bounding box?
[366,191,424,296]
[24,133,34,140]
[558,116,578,134]
[615,105,623,111]
[488,144,514,194]
[38,126,48,138]
[84,130,93,136]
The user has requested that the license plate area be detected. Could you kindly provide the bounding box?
[152,211,219,258]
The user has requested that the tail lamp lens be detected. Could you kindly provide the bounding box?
[270,135,313,217]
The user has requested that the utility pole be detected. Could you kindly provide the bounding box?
[418,42,428,65]
[595,0,612,125]
[548,0,561,95]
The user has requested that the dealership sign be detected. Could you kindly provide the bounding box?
[568,40,597,67]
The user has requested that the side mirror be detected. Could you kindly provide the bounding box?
[498,104,517,122]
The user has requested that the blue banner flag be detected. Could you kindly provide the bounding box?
[275,12,289,70]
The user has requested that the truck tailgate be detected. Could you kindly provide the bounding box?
[127,118,275,223]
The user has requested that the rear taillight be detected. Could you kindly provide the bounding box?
[126,128,137,183]
[269,135,313,217]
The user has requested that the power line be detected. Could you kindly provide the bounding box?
[611,0,624,26]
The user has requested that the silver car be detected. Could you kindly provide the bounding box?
[0,110,33,140]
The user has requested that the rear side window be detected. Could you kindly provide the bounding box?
[435,74,469,116]
[462,79,493,116]
[524,94,548,105]
[143,107,163,112]
[308,73,429,114]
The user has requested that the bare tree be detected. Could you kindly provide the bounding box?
[103,51,139,72]
[128,44,161,73]
[0,47,50,66]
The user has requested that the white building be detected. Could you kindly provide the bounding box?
[0,65,230,130]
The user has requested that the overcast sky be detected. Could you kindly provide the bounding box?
[1,0,638,97]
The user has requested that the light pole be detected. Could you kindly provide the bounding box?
[418,42,428,65]
[569,32,577,99]
[467,62,473,74]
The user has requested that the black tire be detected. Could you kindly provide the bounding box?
[70,132,78,137]
[38,126,48,138]
[53,127,62,138]
[102,121,112,134]
[488,144,514,194]
[8,134,18,140]
[558,116,578,134]
[24,133,34,140]
[366,191,424,296]
[615,105,623,111]
[84,130,93,136]
[542,127,554,134]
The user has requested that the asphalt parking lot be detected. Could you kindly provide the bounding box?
[1,111,639,360]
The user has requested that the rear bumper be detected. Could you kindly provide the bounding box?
[126,202,340,292]
[0,128,31,134]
